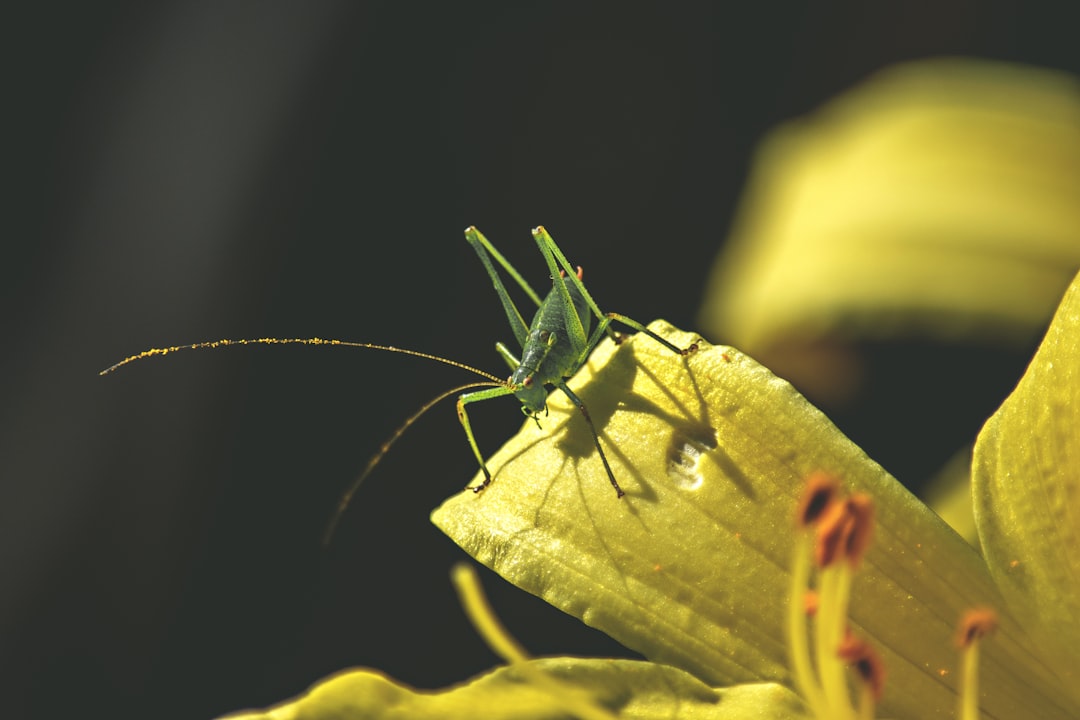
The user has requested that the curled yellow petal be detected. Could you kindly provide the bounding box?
[973,268,1080,699]
[699,58,1080,358]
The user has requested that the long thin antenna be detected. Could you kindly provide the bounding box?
[100,337,504,384]
[102,337,514,543]
[322,380,504,546]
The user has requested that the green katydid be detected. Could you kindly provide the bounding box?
[101,226,698,543]
[456,225,697,495]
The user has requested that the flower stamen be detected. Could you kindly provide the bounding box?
[838,633,886,720]
[956,607,998,720]
[789,474,883,720]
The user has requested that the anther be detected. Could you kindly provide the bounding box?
[843,493,875,568]
[814,493,875,569]
[837,634,886,702]
[798,472,842,528]
[814,499,852,568]
[956,607,998,649]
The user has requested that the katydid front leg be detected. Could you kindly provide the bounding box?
[456,384,516,493]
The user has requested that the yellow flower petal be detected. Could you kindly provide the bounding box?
[920,446,978,547]
[433,321,1076,719]
[973,268,1080,699]
[699,58,1080,355]
[218,659,806,720]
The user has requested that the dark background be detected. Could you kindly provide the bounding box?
[5,3,1077,718]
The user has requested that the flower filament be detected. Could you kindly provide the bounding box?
[789,473,882,720]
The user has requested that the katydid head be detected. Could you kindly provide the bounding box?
[511,371,550,419]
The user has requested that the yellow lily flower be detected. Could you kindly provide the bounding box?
[222,58,1080,719]
[223,283,1080,717]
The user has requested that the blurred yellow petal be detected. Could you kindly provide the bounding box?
[218,659,807,720]
[432,322,1076,719]
[973,269,1080,693]
[699,58,1080,355]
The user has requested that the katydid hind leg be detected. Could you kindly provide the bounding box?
[532,225,622,339]
[465,227,543,307]
[575,315,614,368]
[465,227,537,350]
[531,226,594,352]
[606,313,698,355]
[494,341,521,371]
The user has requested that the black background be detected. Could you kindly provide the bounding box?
[5,3,1077,719]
